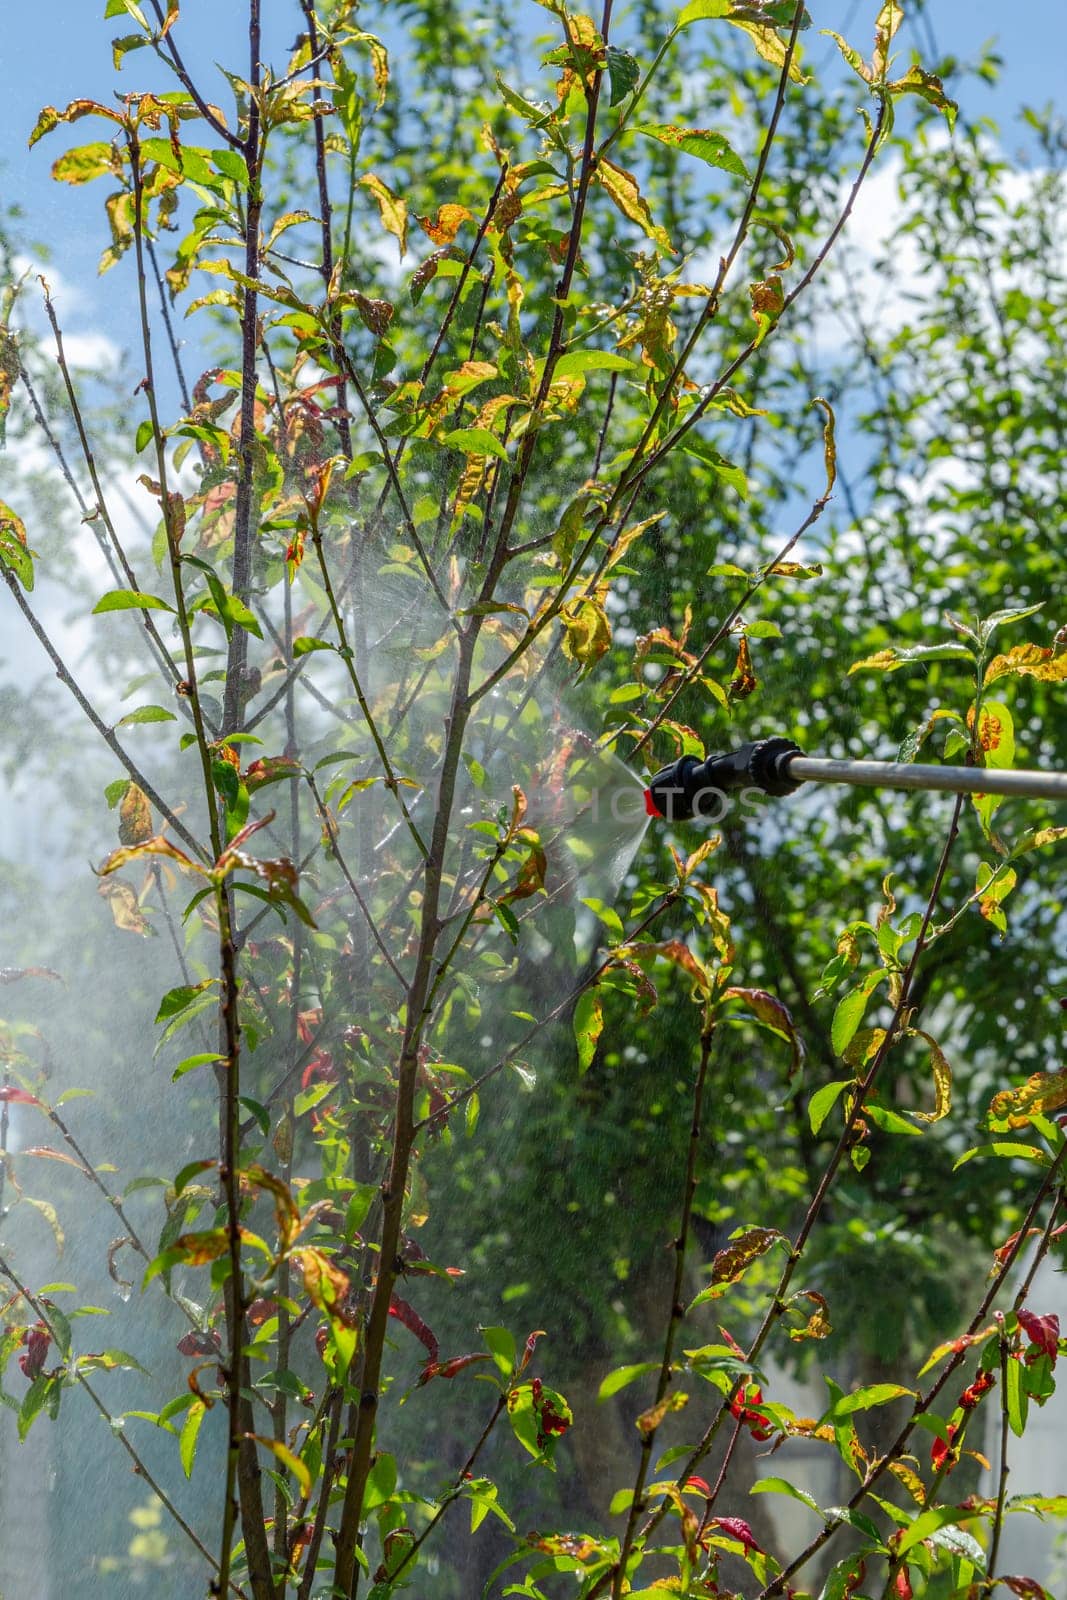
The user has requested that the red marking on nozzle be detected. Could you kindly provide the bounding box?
[644,788,662,818]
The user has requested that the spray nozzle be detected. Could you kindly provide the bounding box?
[644,737,804,821]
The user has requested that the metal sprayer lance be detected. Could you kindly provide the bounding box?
[643,738,1067,822]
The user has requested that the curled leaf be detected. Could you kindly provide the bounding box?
[988,1069,1067,1131]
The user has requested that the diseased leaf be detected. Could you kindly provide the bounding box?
[296,1248,351,1318]
[636,1389,688,1435]
[118,783,153,846]
[180,1398,208,1477]
[361,172,407,257]
[417,203,471,245]
[251,1434,312,1498]
[573,988,603,1074]
[887,65,957,130]
[985,643,1067,686]
[690,1226,784,1307]
[595,158,675,254]
[787,1290,832,1343]
[909,1030,952,1123]
[633,124,748,179]
[988,1069,1067,1131]
[605,45,640,105]
[724,987,804,1077]
[849,643,973,675]
[98,878,153,937]
[0,500,34,591]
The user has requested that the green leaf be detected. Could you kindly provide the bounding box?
[831,972,884,1056]
[481,1325,516,1378]
[954,1143,1051,1171]
[679,435,748,497]
[554,350,639,378]
[172,1052,225,1082]
[677,0,732,26]
[180,1399,208,1477]
[750,1476,820,1512]
[633,124,749,179]
[442,427,509,463]
[605,46,640,106]
[827,1382,915,1417]
[156,981,214,1023]
[118,704,177,725]
[863,1102,922,1137]
[597,1362,659,1402]
[573,989,604,1074]
[93,589,175,614]
[293,636,336,657]
[809,1079,850,1135]
[897,1505,979,1557]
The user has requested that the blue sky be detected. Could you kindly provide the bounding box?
[1,1,1063,361]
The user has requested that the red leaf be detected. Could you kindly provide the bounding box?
[1001,1580,1052,1600]
[417,1352,493,1386]
[18,1324,50,1379]
[389,1294,439,1363]
[518,1328,546,1374]
[930,1421,958,1472]
[0,1087,44,1107]
[177,1329,222,1358]
[1018,1309,1060,1362]
[708,1516,761,1554]
[894,1566,914,1599]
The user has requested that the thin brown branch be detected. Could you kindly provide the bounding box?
[600,793,966,1594]
[2,568,203,857]
[0,1252,246,1599]
[39,281,185,693]
[612,1018,716,1598]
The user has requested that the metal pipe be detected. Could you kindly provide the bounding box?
[644,741,1067,821]
[788,756,1067,805]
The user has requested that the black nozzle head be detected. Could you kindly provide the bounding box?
[644,737,804,822]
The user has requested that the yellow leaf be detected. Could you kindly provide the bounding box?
[727,20,809,83]
[98,878,153,937]
[989,1068,1067,1130]
[360,172,407,257]
[250,1435,312,1499]
[418,203,472,245]
[984,642,1067,685]
[909,1029,952,1123]
[636,1390,688,1435]
[560,591,612,675]
[118,782,153,846]
[595,158,675,254]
